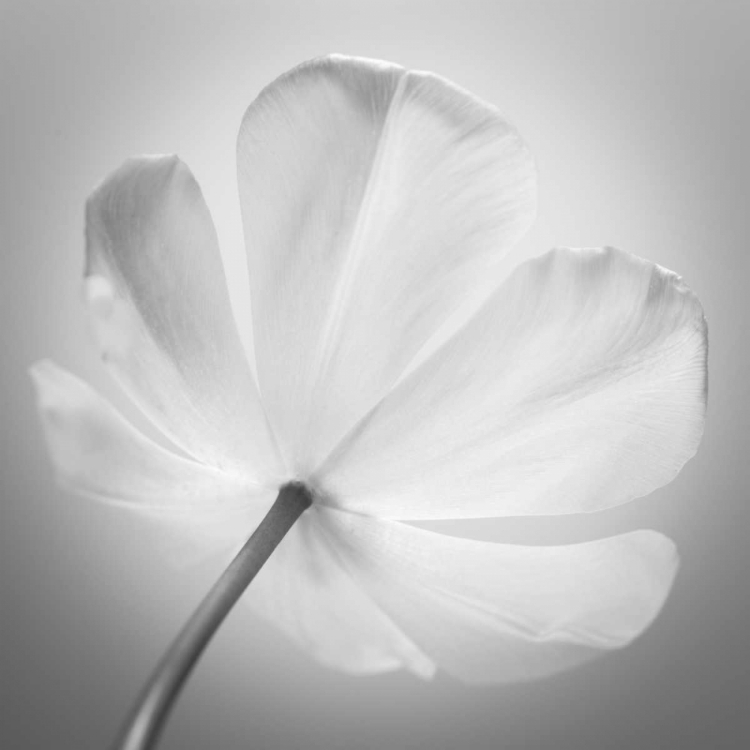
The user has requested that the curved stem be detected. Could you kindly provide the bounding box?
[113,482,313,750]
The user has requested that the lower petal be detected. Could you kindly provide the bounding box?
[245,505,435,678]
[316,508,678,683]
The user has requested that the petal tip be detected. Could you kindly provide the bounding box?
[28,357,55,381]
[28,358,64,400]
[87,153,183,200]
[604,529,679,648]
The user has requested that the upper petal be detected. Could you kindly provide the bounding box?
[318,247,707,519]
[85,155,282,481]
[237,54,536,474]
[30,360,272,560]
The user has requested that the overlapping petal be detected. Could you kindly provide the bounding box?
[30,360,270,555]
[237,54,536,474]
[246,506,435,678]
[318,247,707,519]
[254,506,678,683]
[85,155,282,481]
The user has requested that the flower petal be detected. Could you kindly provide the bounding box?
[85,155,282,481]
[246,505,435,678]
[318,507,678,683]
[319,247,707,519]
[237,54,536,474]
[30,360,270,556]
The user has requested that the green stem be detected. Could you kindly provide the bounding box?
[112,482,313,750]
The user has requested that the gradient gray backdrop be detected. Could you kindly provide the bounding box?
[2,1,748,748]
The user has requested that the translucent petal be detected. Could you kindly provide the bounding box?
[317,507,678,683]
[237,54,536,474]
[29,360,271,556]
[85,155,282,481]
[246,506,435,678]
[319,247,707,519]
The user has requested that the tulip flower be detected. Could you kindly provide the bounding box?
[30,55,707,749]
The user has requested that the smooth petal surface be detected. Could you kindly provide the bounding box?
[85,156,282,480]
[316,508,678,683]
[319,247,707,519]
[238,54,536,474]
[246,506,435,678]
[30,360,270,555]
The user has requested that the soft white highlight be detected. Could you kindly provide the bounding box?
[29,54,707,683]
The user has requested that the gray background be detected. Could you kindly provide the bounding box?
[2,0,748,748]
